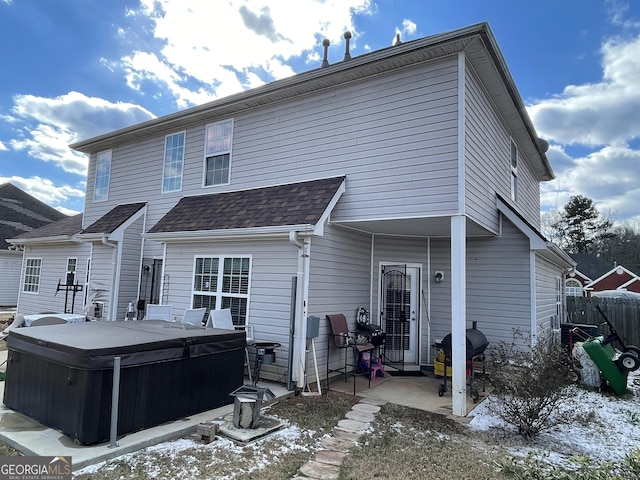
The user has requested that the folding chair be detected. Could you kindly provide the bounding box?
[326,313,374,395]
[144,304,172,321]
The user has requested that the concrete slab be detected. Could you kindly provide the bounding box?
[217,414,285,443]
[0,380,291,471]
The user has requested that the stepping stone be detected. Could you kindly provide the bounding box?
[299,460,341,480]
[321,436,357,452]
[331,426,363,442]
[360,397,387,406]
[314,449,348,466]
[352,403,381,414]
[337,418,369,432]
[345,410,375,423]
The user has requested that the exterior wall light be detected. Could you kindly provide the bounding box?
[434,271,444,283]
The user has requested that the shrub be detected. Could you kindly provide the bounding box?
[486,330,576,438]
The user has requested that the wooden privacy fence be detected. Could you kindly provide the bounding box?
[566,296,640,348]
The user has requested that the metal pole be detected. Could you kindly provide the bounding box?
[109,356,121,448]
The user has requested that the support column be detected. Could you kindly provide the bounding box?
[451,215,467,416]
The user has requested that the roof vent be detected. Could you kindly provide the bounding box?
[394,32,402,45]
[343,31,352,61]
[321,39,330,68]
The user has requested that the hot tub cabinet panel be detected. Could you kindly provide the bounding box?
[3,321,245,445]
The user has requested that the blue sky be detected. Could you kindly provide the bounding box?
[1,1,639,227]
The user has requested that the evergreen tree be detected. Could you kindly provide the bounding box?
[552,195,613,254]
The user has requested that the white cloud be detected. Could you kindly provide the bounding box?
[402,19,417,35]
[0,175,85,214]
[7,91,155,175]
[530,25,640,223]
[0,141,7,151]
[124,0,374,108]
[529,34,640,147]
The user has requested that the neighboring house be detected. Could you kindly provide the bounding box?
[585,265,640,295]
[9,23,575,415]
[0,183,68,306]
[565,253,613,297]
[565,253,640,296]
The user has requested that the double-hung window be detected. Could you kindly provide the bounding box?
[510,139,518,202]
[163,132,185,192]
[23,258,42,294]
[204,119,233,186]
[192,255,250,326]
[94,149,112,202]
[66,258,77,285]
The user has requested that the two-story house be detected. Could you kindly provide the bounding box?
[10,22,574,415]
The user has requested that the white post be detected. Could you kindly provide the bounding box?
[451,215,467,416]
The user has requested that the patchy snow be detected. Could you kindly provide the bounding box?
[468,370,640,469]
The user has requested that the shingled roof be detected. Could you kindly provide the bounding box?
[9,214,83,243]
[148,177,345,234]
[81,203,146,234]
[0,183,68,248]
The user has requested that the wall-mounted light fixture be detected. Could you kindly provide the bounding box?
[434,271,444,283]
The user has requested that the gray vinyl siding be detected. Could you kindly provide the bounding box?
[17,243,91,316]
[535,255,561,337]
[428,238,452,349]
[464,60,542,231]
[88,244,116,319]
[371,235,433,364]
[307,225,372,374]
[82,55,461,236]
[466,217,532,346]
[0,253,21,306]
[162,239,298,382]
[114,216,145,321]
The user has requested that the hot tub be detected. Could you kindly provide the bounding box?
[3,321,245,445]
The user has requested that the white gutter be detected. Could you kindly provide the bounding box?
[101,235,118,321]
[144,224,316,242]
[289,231,311,389]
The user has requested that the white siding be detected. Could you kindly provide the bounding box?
[0,252,21,306]
[17,243,91,315]
[464,60,542,231]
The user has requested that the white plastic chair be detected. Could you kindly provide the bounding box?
[207,308,253,382]
[144,304,173,321]
[181,307,207,327]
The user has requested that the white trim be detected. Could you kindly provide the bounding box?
[529,251,536,343]
[162,130,186,193]
[450,215,467,416]
[457,52,466,215]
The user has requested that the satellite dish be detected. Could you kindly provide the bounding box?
[538,138,549,152]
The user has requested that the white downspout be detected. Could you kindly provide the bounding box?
[289,231,310,388]
[101,235,118,321]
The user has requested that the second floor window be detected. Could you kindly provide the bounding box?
[163,132,185,192]
[204,119,233,186]
[94,149,112,202]
[510,140,518,202]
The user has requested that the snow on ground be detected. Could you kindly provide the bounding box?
[468,370,640,468]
